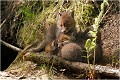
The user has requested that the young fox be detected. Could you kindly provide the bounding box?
[45,33,75,55]
[56,10,77,37]
[45,40,58,55]
[57,33,75,48]
[44,32,87,62]
[29,10,77,52]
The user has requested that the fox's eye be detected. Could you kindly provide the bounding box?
[61,24,63,27]
[64,23,69,26]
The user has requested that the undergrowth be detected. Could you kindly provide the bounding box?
[16,0,97,48]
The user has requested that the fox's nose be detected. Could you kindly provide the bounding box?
[61,27,66,33]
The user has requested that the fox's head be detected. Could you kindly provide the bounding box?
[45,40,58,55]
[56,10,76,34]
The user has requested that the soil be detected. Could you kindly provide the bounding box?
[100,12,119,66]
[101,13,119,56]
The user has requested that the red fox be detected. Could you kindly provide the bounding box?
[28,10,77,53]
[44,32,86,62]
[56,10,77,37]
[45,40,58,55]
[57,32,75,48]
[45,33,75,55]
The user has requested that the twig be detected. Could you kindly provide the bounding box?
[0,19,6,28]
[0,40,22,52]
[100,4,113,23]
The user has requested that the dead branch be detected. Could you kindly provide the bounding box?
[1,40,22,52]
[2,40,119,78]
[24,53,120,78]
[0,40,36,53]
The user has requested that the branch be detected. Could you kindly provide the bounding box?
[0,40,22,52]
[0,19,6,28]
[24,53,120,78]
[100,3,113,23]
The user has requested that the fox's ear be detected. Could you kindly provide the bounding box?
[51,40,55,47]
[59,13,62,16]
[69,10,74,18]
[57,12,62,19]
[56,12,62,22]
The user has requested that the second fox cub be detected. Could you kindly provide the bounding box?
[29,10,77,53]
[57,33,75,48]
[45,40,58,55]
[45,32,75,55]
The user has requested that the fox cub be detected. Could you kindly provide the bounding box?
[45,40,58,56]
[45,32,75,55]
[57,33,75,48]
[29,10,77,53]
[57,10,77,37]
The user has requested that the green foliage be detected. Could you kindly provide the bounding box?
[81,4,95,24]
[85,0,109,53]
[17,1,57,47]
[85,0,109,64]
[85,39,96,53]
[74,2,97,32]
[19,6,35,21]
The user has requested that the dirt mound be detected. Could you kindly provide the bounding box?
[101,13,119,56]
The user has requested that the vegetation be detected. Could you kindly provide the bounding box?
[14,0,98,48]
[1,0,119,79]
